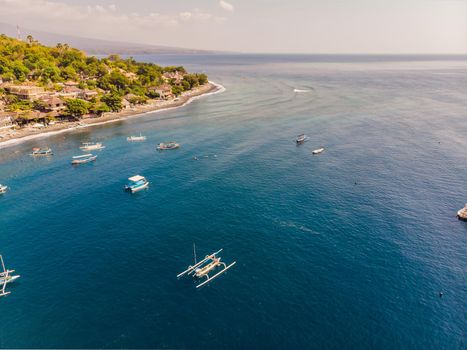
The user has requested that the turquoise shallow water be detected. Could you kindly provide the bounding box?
[0,55,466,349]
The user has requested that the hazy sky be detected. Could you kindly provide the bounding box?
[0,0,466,53]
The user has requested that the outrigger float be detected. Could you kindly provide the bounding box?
[71,154,97,165]
[177,246,236,288]
[80,142,105,151]
[127,134,147,142]
[157,142,180,150]
[0,255,20,298]
[30,147,53,156]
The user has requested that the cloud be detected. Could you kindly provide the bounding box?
[0,0,225,28]
[219,0,234,12]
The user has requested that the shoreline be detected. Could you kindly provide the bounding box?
[0,81,225,149]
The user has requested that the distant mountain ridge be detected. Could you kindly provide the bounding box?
[0,22,213,55]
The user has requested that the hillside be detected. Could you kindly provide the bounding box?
[0,35,208,122]
[0,22,213,55]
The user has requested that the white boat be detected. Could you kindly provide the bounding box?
[157,142,180,150]
[30,147,53,156]
[457,204,467,221]
[127,134,147,142]
[296,134,308,144]
[0,255,20,297]
[71,154,97,165]
[0,185,8,194]
[124,175,149,193]
[80,142,105,151]
[177,245,236,289]
[312,147,325,155]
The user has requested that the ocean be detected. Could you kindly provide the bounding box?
[0,54,466,349]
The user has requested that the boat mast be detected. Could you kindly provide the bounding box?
[193,243,197,264]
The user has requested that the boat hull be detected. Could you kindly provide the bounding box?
[80,146,105,151]
[312,148,325,154]
[72,156,97,165]
[0,275,20,284]
[126,182,149,193]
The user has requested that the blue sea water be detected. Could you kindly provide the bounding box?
[0,54,466,349]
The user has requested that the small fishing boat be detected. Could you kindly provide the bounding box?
[127,134,147,142]
[177,245,236,289]
[30,147,53,156]
[124,175,149,193]
[312,147,325,155]
[0,184,8,194]
[0,255,20,297]
[157,142,180,150]
[296,134,308,144]
[71,154,97,165]
[457,204,467,221]
[80,142,105,151]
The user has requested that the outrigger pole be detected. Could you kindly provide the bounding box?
[196,261,236,289]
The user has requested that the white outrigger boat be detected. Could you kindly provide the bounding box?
[177,246,236,289]
[0,184,7,194]
[0,255,20,297]
[30,147,53,156]
[71,154,97,165]
[127,134,147,142]
[80,142,105,151]
[296,134,308,144]
[312,147,325,155]
[157,142,180,150]
[124,175,149,193]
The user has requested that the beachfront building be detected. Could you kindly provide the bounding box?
[122,98,132,110]
[64,81,79,87]
[5,85,45,100]
[163,71,185,85]
[38,96,66,112]
[0,112,15,130]
[81,89,98,100]
[58,86,83,99]
[148,84,173,100]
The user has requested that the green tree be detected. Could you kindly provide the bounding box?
[89,102,111,116]
[65,99,89,117]
[101,93,122,112]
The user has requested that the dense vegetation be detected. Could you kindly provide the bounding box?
[0,35,208,118]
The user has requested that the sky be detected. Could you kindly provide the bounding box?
[0,0,466,53]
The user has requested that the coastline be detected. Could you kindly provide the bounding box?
[0,81,225,149]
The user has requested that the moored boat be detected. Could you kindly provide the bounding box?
[30,147,53,156]
[127,134,147,142]
[0,184,8,194]
[312,147,325,155]
[80,142,105,151]
[457,204,467,221]
[0,255,20,297]
[125,175,149,193]
[296,134,308,144]
[71,154,97,165]
[157,142,180,150]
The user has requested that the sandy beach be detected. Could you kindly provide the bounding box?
[0,81,224,149]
